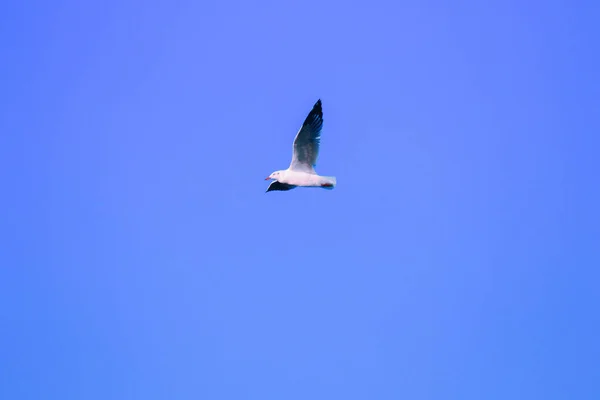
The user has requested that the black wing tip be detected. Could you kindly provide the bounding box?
[303,98,323,130]
[266,181,294,192]
[314,99,322,111]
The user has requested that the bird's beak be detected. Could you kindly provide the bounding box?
[265,176,271,180]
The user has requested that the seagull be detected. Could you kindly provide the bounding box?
[265,99,337,193]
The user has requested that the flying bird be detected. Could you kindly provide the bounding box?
[265,99,337,193]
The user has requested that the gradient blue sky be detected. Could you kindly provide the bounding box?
[1,0,599,399]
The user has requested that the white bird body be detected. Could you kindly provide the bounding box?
[275,169,336,188]
[266,99,337,193]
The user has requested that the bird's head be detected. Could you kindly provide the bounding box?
[265,171,283,180]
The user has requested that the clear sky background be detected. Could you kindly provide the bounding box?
[1,0,599,399]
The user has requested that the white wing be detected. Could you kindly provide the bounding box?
[289,99,323,173]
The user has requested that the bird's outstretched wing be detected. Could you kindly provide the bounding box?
[266,181,296,192]
[289,99,323,173]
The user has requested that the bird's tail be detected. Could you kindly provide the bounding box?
[320,176,336,189]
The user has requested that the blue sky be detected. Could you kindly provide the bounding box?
[1,0,599,399]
